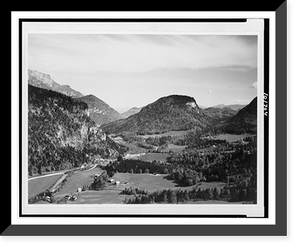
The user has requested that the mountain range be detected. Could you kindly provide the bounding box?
[209,104,246,111]
[101,95,257,136]
[101,95,213,135]
[28,69,126,125]
[28,69,257,136]
[203,107,238,123]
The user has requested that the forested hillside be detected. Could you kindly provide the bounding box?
[28,85,126,176]
[77,94,122,125]
[219,97,257,134]
[101,95,212,135]
[203,107,237,123]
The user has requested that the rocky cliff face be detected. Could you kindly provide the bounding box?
[28,85,126,176]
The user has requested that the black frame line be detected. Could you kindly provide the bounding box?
[18,17,23,222]
[264,18,270,219]
[19,18,247,23]
[19,18,269,218]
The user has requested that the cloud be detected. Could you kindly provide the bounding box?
[28,34,258,74]
[28,55,54,69]
[229,98,251,104]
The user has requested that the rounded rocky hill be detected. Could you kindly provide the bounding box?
[101,94,212,135]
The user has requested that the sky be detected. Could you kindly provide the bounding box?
[28,34,258,113]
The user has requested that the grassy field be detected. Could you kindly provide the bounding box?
[67,173,226,204]
[138,153,169,162]
[162,144,186,153]
[112,173,186,191]
[54,167,102,198]
[28,174,62,199]
[68,189,125,204]
[124,142,147,154]
[128,152,169,162]
[140,130,189,139]
[214,133,254,142]
[69,173,188,204]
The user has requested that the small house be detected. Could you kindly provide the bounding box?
[77,187,82,193]
[108,179,115,183]
[115,181,120,185]
[94,173,101,179]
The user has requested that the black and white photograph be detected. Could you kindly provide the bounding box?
[19,19,267,218]
[28,35,258,202]
[5,3,290,239]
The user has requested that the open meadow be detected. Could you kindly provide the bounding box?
[162,143,186,153]
[140,130,189,139]
[214,133,254,142]
[136,153,169,162]
[54,167,102,198]
[28,174,62,199]
[60,172,226,204]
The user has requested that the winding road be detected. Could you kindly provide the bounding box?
[28,164,98,181]
[28,171,66,181]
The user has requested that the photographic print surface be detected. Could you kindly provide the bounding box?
[21,20,265,216]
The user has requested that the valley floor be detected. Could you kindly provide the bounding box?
[49,172,228,204]
[29,132,256,205]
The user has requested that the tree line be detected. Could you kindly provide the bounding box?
[104,159,173,177]
[104,146,257,189]
[123,182,256,204]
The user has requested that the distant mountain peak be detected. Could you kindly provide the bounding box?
[120,106,143,119]
[28,69,55,87]
[28,69,83,98]
[77,95,122,125]
[208,103,247,111]
[212,104,226,109]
